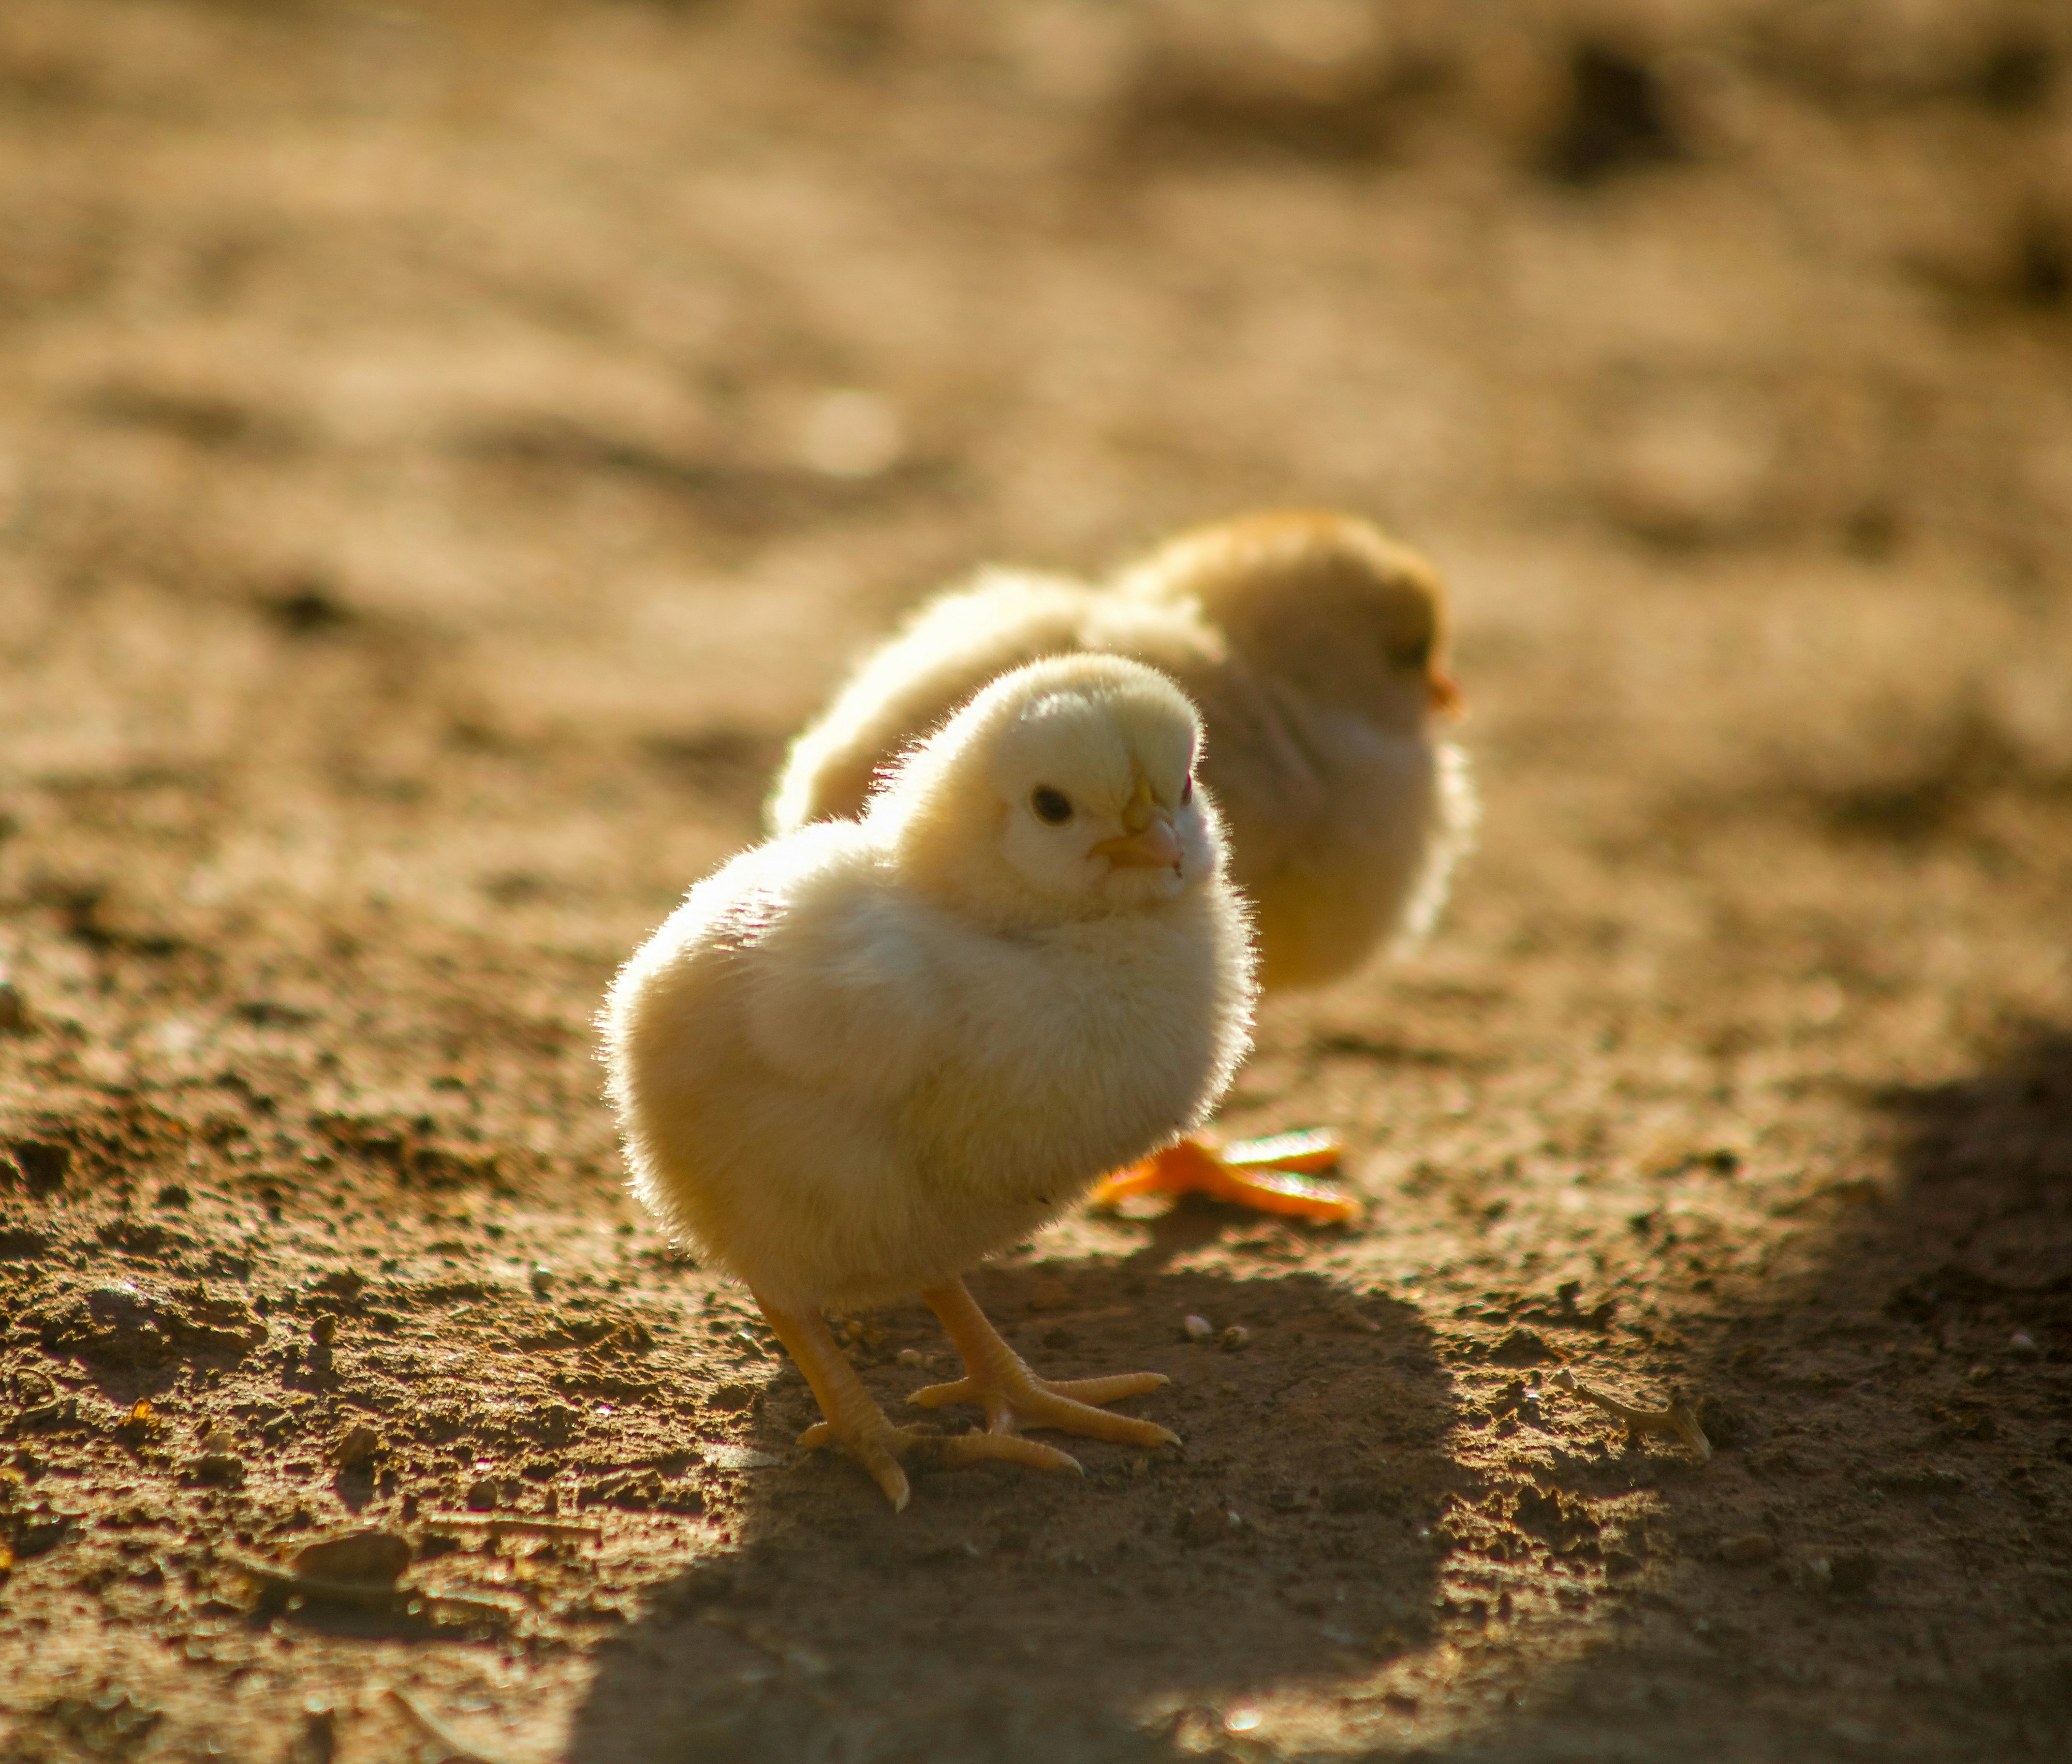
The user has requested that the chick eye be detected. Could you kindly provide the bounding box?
[1031,786,1073,824]
[1180,773,1194,807]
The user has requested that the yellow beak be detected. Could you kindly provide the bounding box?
[1091,780,1183,871]
[1092,820,1183,870]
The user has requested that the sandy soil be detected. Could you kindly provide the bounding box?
[2,2,2071,1759]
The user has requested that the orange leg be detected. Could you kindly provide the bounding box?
[1086,1130,1357,1224]
[910,1276,1178,1451]
[752,1289,1077,1512]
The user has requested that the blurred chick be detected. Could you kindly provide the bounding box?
[603,655,1254,1509]
[769,510,1474,1220]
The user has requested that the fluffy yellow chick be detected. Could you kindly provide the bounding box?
[602,655,1254,1509]
[768,510,1474,1220]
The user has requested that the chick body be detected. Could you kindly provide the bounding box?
[607,814,1245,1310]
[603,654,1254,1505]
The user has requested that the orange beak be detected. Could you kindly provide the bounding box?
[1428,662,1466,719]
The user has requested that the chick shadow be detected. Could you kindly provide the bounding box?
[567,1239,1462,1764]
[1414,1026,2072,1763]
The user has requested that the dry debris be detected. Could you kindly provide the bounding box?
[1550,1368,1713,1463]
[385,1686,519,1764]
[420,1511,605,1544]
[227,1526,523,1628]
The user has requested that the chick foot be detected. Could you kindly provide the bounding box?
[1087,1130,1357,1224]
[793,1418,1081,1511]
[910,1277,1180,1451]
[754,1291,1079,1511]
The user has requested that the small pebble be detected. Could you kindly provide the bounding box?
[333,1425,381,1468]
[309,1315,338,1346]
[295,1528,410,1586]
[2007,1331,2040,1360]
[1182,1314,1214,1342]
[1718,1531,1776,1565]
[1219,1326,1250,1352]
[529,1264,556,1299]
[895,1347,924,1367]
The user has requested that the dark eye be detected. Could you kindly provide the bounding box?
[1392,632,1434,670]
[1031,786,1073,824]
[1180,773,1194,806]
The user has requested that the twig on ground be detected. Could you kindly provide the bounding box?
[419,1512,605,1543]
[385,1687,519,1764]
[1550,1368,1712,1464]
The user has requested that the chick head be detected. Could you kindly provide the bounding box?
[876,654,1221,929]
[1125,510,1462,735]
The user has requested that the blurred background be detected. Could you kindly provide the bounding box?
[2,0,2068,980]
[2,3,2071,1759]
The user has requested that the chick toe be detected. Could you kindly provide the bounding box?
[799,1414,1085,1501]
[1088,1134,1357,1224]
[755,1291,923,1509]
[1037,1369,1171,1406]
[794,1410,915,1512]
[912,1374,1180,1450]
[929,1431,1084,1477]
[912,1278,1180,1451]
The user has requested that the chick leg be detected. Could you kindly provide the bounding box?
[910,1277,1180,1450]
[751,1290,1077,1513]
[1086,1131,1357,1225]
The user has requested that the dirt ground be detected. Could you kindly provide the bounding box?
[2,1,2071,1759]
